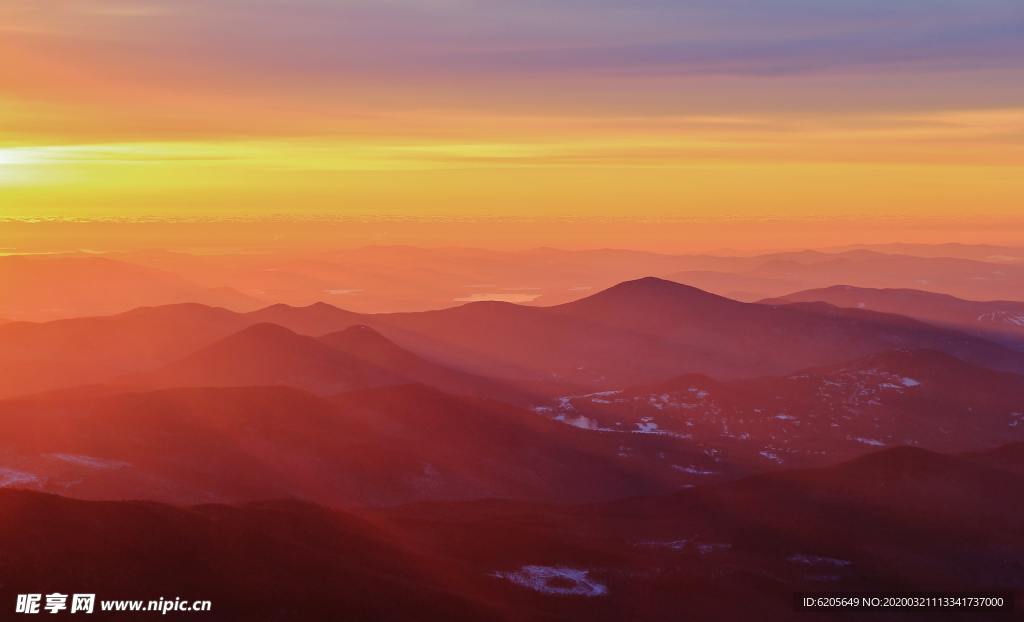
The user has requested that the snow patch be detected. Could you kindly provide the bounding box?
[635,420,659,434]
[978,311,1024,327]
[787,554,853,568]
[671,465,717,476]
[46,453,130,470]
[587,390,623,398]
[555,414,612,432]
[0,467,40,488]
[489,566,607,597]
[696,542,732,556]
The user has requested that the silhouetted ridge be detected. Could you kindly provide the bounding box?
[837,348,968,371]
[256,301,343,313]
[143,322,400,395]
[320,325,412,358]
[224,321,302,341]
[308,301,337,309]
[839,445,949,472]
[115,302,232,318]
[551,276,742,325]
[577,276,730,304]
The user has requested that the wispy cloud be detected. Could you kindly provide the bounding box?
[1,0,1021,222]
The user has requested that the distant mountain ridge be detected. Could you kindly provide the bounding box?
[0,254,260,322]
[136,322,531,402]
[762,284,1024,347]
[3,277,1024,399]
[141,323,403,395]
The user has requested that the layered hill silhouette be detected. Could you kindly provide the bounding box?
[964,441,1024,477]
[547,277,1024,378]
[3,249,1021,621]
[0,303,250,398]
[0,490,503,622]
[142,323,401,394]
[0,254,259,322]
[21,246,1024,317]
[1,444,1020,621]
[540,349,1024,469]
[321,325,531,402]
[763,284,1024,347]
[133,323,532,402]
[0,384,714,505]
[4,277,1024,400]
[669,250,1024,302]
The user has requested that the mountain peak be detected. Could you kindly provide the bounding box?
[307,301,341,311]
[321,324,395,349]
[253,301,345,315]
[198,322,315,354]
[556,276,735,314]
[611,276,685,290]
[231,322,301,341]
[594,276,727,299]
[114,302,235,321]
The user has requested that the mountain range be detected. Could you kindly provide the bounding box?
[6,246,1024,322]
[763,285,1024,348]
[540,348,1024,469]
[1,263,1022,620]
[0,383,710,505]
[1,443,1020,621]
[4,277,1024,400]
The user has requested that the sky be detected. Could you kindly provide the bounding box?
[1,0,1022,247]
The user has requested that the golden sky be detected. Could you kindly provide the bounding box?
[1,0,1022,243]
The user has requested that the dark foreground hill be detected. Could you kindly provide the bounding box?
[1,444,1021,621]
[0,384,714,505]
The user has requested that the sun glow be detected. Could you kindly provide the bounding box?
[0,0,1020,240]
[0,147,41,184]
[0,148,31,167]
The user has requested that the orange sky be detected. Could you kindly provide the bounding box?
[1,1,1023,248]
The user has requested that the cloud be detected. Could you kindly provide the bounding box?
[2,0,1022,141]
[6,0,1023,77]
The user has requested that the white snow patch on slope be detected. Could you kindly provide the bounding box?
[47,453,130,470]
[0,467,40,488]
[787,554,853,567]
[555,414,612,432]
[672,465,717,476]
[850,436,886,447]
[635,420,659,433]
[489,566,607,597]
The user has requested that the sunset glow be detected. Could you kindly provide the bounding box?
[3,4,1024,618]
[2,0,1022,245]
